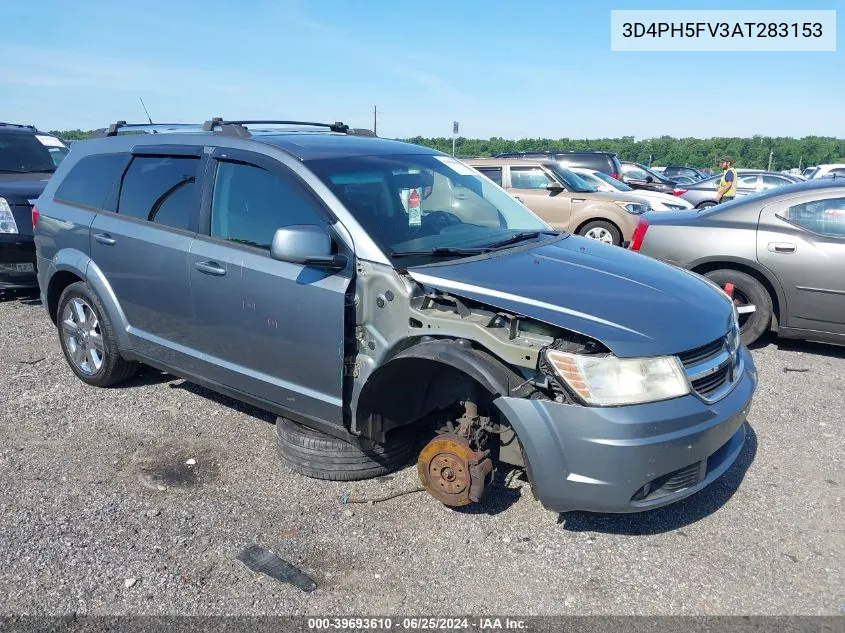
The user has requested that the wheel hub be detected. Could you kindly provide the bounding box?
[417,434,494,506]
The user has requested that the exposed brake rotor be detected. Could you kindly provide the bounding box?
[417,433,494,506]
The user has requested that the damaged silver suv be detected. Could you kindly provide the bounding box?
[34,119,757,513]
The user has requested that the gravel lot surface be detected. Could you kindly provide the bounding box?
[0,293,842,616]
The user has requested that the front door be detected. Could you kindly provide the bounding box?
[88,146,204,360]
[506,165,572,230]
[757,192,845,334]
[187,148,352,426]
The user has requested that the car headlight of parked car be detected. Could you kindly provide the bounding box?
[615,201,650,215]
[665,203,686,210]
[0,198,20,234]
[544,349,690,406]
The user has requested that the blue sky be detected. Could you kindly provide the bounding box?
[0,0,841,139]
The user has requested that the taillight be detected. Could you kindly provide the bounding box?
[629,217,649,251]
[672,188,687,197]
[31,205,40,229]
[611,172,620,180]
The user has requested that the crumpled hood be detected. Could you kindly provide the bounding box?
[0,175,51,204]
[407,235,734,358]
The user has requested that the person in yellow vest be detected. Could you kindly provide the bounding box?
[716,157,738,204]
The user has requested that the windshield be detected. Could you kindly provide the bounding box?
[0,132,64,173]
[591,170,633,191]
[545,164,598,192]
[307,154,554,258]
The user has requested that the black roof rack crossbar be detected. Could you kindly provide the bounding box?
[100,121,206,137]
[203,119,351,134]
[0,122,37,130]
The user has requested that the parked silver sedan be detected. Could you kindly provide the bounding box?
[629,179,845,346]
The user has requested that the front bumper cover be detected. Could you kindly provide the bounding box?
[494,346,758,513]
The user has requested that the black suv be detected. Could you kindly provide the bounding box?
[494,151,623,180]
[1,123,69,293]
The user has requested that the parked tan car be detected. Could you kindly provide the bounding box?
[465,158,655,245]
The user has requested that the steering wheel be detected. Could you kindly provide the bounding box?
[421,210,464,234]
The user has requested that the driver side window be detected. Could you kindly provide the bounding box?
[624,166,649,180]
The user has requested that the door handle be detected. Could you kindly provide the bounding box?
[572,198,586,203]
[94,233,116,246]
[513,195,522,201]
[768,242,796,254]
[195,261,227,276]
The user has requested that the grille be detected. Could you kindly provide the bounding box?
[678,337,724,366]
[691,364,731,398]
[631,461,704,502]
[660,462,703,493]
[678,331,741,403]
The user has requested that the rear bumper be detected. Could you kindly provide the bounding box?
[0,234,37,290]
[494,346,757,513]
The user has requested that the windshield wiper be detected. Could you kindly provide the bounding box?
[484,231,559,250]
[390,247,489,258]
[0,168,54,174]
[0,168,29,173]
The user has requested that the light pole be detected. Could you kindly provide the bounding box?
[452,121,459,157]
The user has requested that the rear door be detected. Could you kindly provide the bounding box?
[757,192,845,333]
[506,165,572,229]
[186,148,352,425]
[88,145,204,359]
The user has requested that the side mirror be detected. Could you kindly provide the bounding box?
[546,182,564,192]
[270,225,348,271]
[645,175,654,183]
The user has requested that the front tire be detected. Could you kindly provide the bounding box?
[276,418,417,481]
[578,220,622,246]
[697,201,717,209]
[56,282,138,386]
[703,269,773,346]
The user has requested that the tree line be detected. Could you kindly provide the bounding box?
[401,135,845,171]
[50,129,845,170]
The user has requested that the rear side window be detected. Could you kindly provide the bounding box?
[475,167,502,186]
[783,197,845,238]
[54,153,130,210]
[210,161,326,250]
[118,156,200,231]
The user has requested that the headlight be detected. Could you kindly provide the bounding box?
[545,349,689,406]
[0,198,20,234]
[665,203,685,210]
[615,201,650,215]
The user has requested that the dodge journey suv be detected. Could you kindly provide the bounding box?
[34,118,757,514]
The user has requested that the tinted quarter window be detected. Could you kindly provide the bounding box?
[476,167,502,186]
[54,152,131,210]
[211,161,325,250]
[510,167,554,189]
[784,197,845,238]
[762,175,790,190]
[118,156,200,231]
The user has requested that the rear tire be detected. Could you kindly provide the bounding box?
[703,269,773,346]
[56,282,138,387]
[697,201,717,209]
[276,418,417,481]
[577,220,622,246]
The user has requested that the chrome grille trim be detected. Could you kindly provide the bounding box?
[679,328,742,404]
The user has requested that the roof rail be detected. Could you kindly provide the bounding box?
[202,118,377,138]
[98,121,206,137]
[0,122,37,130]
